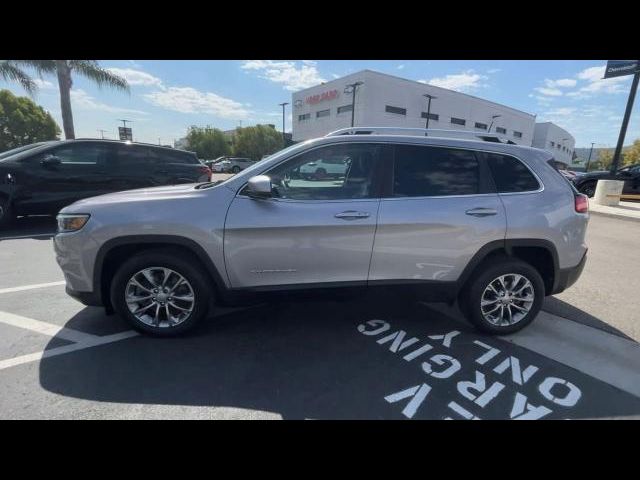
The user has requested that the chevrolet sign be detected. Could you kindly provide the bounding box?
[603,60,640,79]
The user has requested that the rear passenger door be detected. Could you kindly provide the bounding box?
[369,144,506,284]
[113,144,161,190]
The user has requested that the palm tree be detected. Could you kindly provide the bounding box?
[0,60,36,95]
[0,60,129,139]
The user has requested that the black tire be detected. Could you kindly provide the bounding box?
[231,166,241,174]
[578,181,597,198]
[0,197,14,228]
[110,248,213,337]
[459,257,544,335]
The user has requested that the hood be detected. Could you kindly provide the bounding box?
[60,183,207,212]
[580,170,609,179]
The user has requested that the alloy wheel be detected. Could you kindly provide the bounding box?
[125,267,195,328]
[480,273,534,327]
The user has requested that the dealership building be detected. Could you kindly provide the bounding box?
[291,70,575,163]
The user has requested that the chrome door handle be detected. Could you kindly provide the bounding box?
[465,208,497,217]
[334,211,370,220]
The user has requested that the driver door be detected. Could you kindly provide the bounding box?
[223,143,388,289]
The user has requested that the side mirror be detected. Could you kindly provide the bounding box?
[41,154,61,167]
[246,175,272,198]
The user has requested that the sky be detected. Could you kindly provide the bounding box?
[2,60,639,149]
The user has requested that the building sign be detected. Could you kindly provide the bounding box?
[305,89,339,105]
[118,127,133,141]
[603,60,640,79]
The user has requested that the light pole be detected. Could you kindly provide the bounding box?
[488,115,501,133]
[278,102,289,147]
[423,94,436,131]
[97,129,108,139]
[344,81,363,127]
[586,142,596,172]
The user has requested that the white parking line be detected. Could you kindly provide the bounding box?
[0,281,65,295]
[0,330,139,371]
[0,310,139,371]
[0,233,55,240]
[0,311,96,343]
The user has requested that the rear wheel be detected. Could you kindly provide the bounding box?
[460,258,544,335]
[231,166,241,174]
[110,249,212,336]
[579,181,597,198]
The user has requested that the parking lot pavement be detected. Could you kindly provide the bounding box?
[0,215,639,419]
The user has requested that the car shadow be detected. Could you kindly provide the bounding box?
[543,296,635,342]
[38,291,640,419]
[0,216,57,241]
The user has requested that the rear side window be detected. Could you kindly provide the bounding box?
[393,145,479,197]
[159,149,199,164]
[486,153,540,193]
[115,146,154,172]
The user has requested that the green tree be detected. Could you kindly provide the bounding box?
[185,126,231,159]
[233,124,283,160]
[0,60,128,140]
[622,138,640,166]
[0,89,60,151]
[592,149,614,171]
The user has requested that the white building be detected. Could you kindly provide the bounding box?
[291,70,575,159]
[532,122,576,165]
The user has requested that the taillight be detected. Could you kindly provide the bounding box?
[575,193,589,213]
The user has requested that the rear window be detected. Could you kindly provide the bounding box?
[486,153,540,193]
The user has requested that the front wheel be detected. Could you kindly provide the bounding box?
[0,197,14,228]
[460,258,544,335]
[110,249,212,336]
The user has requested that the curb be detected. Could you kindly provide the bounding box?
[589,209,640,223]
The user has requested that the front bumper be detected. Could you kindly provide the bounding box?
[551,250,587,295]
[65,285,103,307]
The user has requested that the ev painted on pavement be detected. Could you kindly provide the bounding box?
[54,127,589,336]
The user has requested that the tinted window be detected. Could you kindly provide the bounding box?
[160,150,198,164]
[261,143,382,200]
[487,153,540,193]
[475,122,488,130]
[316,109,330,118]
[496,127,507,134]
[451,117,466,126]
[421,112,439,121]
[393,145,479,197]
[337,105,353,114]
[116,146,154,171]
[51,143,111,165]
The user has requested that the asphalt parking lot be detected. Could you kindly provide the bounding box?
[1,213,639,419]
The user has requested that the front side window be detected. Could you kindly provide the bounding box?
[50,143,111,165]
[261,143,382,200]
[393,145,479,197]
[486,152,540,193]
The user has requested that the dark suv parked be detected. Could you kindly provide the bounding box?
[0,139,210,226]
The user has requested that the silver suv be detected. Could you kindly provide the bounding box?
[54,128,589,337]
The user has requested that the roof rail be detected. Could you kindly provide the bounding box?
[324,126,515,143]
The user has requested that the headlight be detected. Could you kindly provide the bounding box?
[56,214,90,233]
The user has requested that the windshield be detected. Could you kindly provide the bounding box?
[0,142,48,160]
